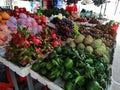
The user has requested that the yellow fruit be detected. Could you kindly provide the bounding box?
[1,12,10,20]
[57,13,62,20]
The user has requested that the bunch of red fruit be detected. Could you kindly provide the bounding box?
[41,28,62,53]
[6,26,62,66]
[74,18,88,22]
[11,6,46,28]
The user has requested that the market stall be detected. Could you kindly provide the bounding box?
[0,0,119,90]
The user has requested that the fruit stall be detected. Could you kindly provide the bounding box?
[0,0,120,90]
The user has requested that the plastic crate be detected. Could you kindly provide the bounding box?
[0,66,13,90]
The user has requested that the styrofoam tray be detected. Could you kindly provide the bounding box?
[30,70,63,90]
[0,57,32,77]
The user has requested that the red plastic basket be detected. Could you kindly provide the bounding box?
[66,4,78,14]
[112,24,119,31]
[0,67,13,90]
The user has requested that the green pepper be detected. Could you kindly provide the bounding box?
[49,69,61,81]
[39,68,47,75]
[52,60,59,66]
[74,69,80,76]
[85,64,95,79]
[95,62,105,72]
[85,58,93,65]
[54,46,62,54]
[56,58,62,65]
[32,64,40,72]
[64,58,73,69]
[48,51,57,59]
[75,75,85,86]
[65,81,74,90]
[62,71,73,80]
[46,62,53,70]
[86,80,101,90]
[100,79,106,89]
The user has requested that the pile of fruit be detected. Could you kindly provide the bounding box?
[0,24,12,46]
[8,6,46,30]
[6,13,43,34]
[32,45,109,90]
[0,10,12,46]
[74,17,88,23]
[5,26,62,66]
[88,18,100,24]
[79,23,117,47]
[0,11,10,24]
[51,18,74,40]
[66,35,111,58]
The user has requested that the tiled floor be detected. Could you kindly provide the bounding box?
[112,26,120,90]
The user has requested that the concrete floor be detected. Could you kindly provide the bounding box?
[112,26,120,90]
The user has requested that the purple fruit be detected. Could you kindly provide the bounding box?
[19,13,27,19]
[9,16,17,24]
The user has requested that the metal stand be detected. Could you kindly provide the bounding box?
[27,74,34,90]
[9,69,19,90]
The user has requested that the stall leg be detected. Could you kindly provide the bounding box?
[9,69,19,90]
[27,74,34,90]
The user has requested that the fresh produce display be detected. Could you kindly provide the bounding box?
[53,18,74,40]
[32,45,110,90]
[0,5,118,90]
[79,23,117,47]
[66,34,111,60]
[39,8,70,18]
[5,26,62,66]
[5,26,43,66]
